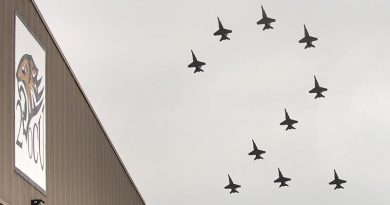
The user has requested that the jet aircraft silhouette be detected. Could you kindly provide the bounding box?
[274,168,291,187]
[257,6,275,30]
[224,175,241,194]
[213,17,232,41]
[299,25,318,49]
[248,139,266,160]
[188,50,206,73]
[309,75,327,99]
[329,170,346,190]
[280,109,298,130]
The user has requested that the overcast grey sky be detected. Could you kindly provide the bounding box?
[36,0,390,204]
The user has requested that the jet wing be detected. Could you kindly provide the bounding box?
[309,36,318,42]
[257,18,267,25]
[275,177,291,183]
[290,119,298,124]
[281,119,297,125]
[319,86,327,92]
[274,178,283,183]
[257,17,275,25]
[329,179,337,185]
[339,179,346,184]
[248,150,256,155]
[223,28,232,34]
[214,28,231,36]
[188,62,195,67]
[300,36,317,43]
[269,18,276,23]
[309,87,318,93]
[280,120,288,125]
[188,61,205,68]
[214,29,224,36]
[299,36,308,43]
[225,183,240,189]
[309,87,326,93]
[224,184,233,189]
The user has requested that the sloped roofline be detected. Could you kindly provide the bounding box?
[30,1,145,203]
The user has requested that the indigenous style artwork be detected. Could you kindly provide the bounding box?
[14,14,46,192]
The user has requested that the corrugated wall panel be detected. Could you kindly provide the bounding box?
[0,0,6,199]
[0,0,145,204]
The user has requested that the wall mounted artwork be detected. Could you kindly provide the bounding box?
[14,14,46,193]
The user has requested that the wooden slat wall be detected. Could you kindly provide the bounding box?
[0,0,145,204]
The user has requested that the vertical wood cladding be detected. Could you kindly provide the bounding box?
[0,0,145,204]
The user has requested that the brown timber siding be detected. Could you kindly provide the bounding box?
[0,0,145,204]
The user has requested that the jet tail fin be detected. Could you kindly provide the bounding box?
[335,184,344,189]
[263,24,273,30]
[286,125,295,130]
[315,93,325,99]
[255,155,263,160]
[194,68,204,73]
[305,42,315,49]
[230,189,239,194]
[279,182,289,187]
[220,35,230,41]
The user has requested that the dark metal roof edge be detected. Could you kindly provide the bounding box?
[30,1,146,203]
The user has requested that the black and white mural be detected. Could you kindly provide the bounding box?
[14,14,46,192]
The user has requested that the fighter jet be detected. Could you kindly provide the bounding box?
[224,175,241,194]
[213,17,232,41]
[274,168,291,187]
[257,6,276,30]
[299,25,318,49]
[248,139,266,160]
[280,109,298,130]
[329,169,346,190]
[188,50,206,73]
[309,75,328,99]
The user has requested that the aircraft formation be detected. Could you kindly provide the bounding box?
[187,6,318,73]
[225,167,347,192]
[185,3,345,194]
[224,138,347,193]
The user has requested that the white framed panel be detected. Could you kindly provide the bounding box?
[14,13,46,193]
